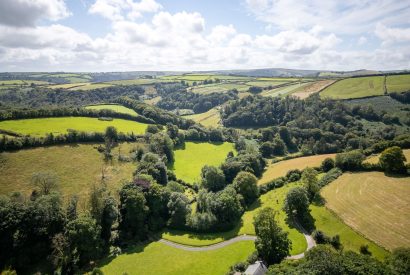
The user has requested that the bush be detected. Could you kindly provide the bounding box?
[379,146,407,174]
[335,150,365,171]
[321,158,335,172]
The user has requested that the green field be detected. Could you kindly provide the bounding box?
[49,83,90,89]
[71,83,112,90]
[321,172,410,252]
[189,83,249,94]
[386,74,410,93]
[185,108,221,127]
[261,82,312,97]
[163,180,307,255]
[85,104,138,116]
[0,117,149,137]
[320,76,385,99]
[171,142,234,183]
[99,241,254,275]
[0,143,138,203]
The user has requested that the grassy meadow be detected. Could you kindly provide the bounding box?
[85,104,138,116]
[258,154,336,184]
[171,142,235,184]
[184,108,221,127]
[99,241,255,275]
[320,76,385,99]
[0,143,138,204]
[321,172,410,251]
[386,74,410,93]
[0,117,149,137]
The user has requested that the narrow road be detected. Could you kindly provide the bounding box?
[160,227,316,259]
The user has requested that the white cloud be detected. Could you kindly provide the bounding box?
[375,24,410,44]
[89,0,162,21]
[358,36,367,45]
[0,0,70,27]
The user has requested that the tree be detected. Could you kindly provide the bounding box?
[66,195,78,221]
[104,126,118,144]
[100,196,118,248]
[301,167,319,201]
[66,215,103,266]
[167,192,191,229]
[253,207,291,264]
[233,171,259,205]
[201,165,226,191]
[335,150,365,171]
[283,187,309,220]
[388,247,410,275]
[321,158,335,172]
[210,186,243,230]
[31,171,58,195]
[379,146,407,174]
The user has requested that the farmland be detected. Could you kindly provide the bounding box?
[258,154,336,184]
[171,142,234,184]
[321,172,410,251]
[0,143,138,203]
[184,107,221,127]
[85,104,138,116]
[0,117,149,137]
[386,74,410,93]
[99,240,255,275]
[320,76,385,99]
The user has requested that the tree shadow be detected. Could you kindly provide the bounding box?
[286,211,316,235]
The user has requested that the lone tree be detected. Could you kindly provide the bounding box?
[31,171,58,195]
[233,171,259,205]
[283,187,309,220]
[253,207,291,264]
[379,146,407,174]
[301,167,319,201]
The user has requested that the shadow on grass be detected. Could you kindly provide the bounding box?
[286,211,316,235]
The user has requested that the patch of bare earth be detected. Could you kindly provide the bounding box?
[292,80,336,99]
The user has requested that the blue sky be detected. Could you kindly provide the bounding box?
[0,0,409,71]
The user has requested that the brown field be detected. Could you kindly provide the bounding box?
[185,108,221,127]
[291,80,336,99]
[0,143,138,206]
[322,172,410,251]
[258,154,336,184]
[365,149,410,164]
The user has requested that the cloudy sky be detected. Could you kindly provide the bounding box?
[0,0,409,72]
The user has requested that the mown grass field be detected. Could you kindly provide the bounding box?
[185,108,221,127]
[49,83,90,89]
[189,83,249,94]
[365,149,410,164]
[321,172,410,251]
[71,83,113,90]
[291,80,336,99]
[99,241,254,275]
[171,142,234,184]
[85,104,138,116]
[261,82,312,97]
[0,143,138,204]
[258,154,336,184]
[163,180,308,255]
[0,117,149,137]
[320,76,385,99]
[386,74,410,93]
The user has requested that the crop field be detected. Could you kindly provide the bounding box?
[99,240,254,275]
[291,80,336,99]
[49,83,90,89]
[184,108,221,127]
[189,83,250,94]
[320,76,385,99]
[85,104,138,116]
[245,81,289,88]
[163,180,307,255]
[171,142,234,184]
[365,149,410,164]
[386,74,410,93]
[261,82,312,97]
[70,83,113,90]
[0,117,149,137]
[258,154,336,184]
[321,172,410,251]
[0,143,138,204]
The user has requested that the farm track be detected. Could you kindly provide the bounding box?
[160,224,316,259]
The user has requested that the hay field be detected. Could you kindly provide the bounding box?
[185,108,221,127]
[321,172,410,251]
[85,104,138,116]
[320,76,384,99]
[386,74,410,93]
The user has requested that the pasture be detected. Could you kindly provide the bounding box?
[85,104,138,116]
[0,117,149,137]
[171,142,234,184]
[0,143,138,204]
[189,83,249,94]
[320,76,384,99]
[321,172,410,251]
[99,240,254,275]
[185,108,221,127]
[163,180,308,255]
[258,154,336,184]
[386,74,410,93]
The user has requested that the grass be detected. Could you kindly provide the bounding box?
[49,83,89,89]
[320,76,385,99]
[99,240,255,275]
[365,149,410,164]
[261,82,311,97]
[184,108,221,127]
[70,83,113,90]
[0,117,149,137]
[85,104,138,116]
[189,83,249,94]
[162,180,307,255]
[170,142,234,184]
[0,143,138,204]
[258,154,336,184]
[291,80,336,99]
[386,74,410,93]
[321,172,410,251]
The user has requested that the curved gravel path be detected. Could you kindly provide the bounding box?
[160,225,316,259]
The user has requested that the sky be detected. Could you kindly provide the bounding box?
[0,0,409,72]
